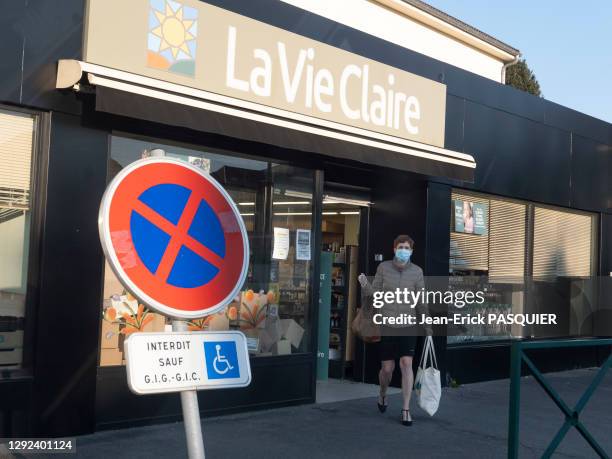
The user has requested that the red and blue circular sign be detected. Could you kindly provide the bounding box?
[99,158,249,319]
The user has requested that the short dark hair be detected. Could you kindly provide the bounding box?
[393,234,414,248]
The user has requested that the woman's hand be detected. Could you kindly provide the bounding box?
[358,273,369,288]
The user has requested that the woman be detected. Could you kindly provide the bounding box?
[463,201,474,233]
[358,234,432,426]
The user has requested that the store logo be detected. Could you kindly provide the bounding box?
[147,0,198,77]
[225,26,423,137]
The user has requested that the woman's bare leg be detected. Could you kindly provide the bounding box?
[399,356,414,411]
[379,360,395,401]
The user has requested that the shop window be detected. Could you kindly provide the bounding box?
[0,109,36,369]
[449,189,598,343]
[449,190,526,343]
[99,135,315,366]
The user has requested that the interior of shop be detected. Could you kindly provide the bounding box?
[318,185,370,380]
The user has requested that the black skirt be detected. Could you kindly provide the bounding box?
[379,334,418,360]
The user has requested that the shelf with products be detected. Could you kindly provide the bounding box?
[325,245,359,378]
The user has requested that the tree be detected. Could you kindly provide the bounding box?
[505,59,542,97]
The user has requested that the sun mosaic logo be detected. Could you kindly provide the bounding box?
[147,0,198,77]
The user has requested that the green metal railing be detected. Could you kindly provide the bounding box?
[508,338,612,459]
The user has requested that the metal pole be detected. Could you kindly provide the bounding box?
[173,319,205,459]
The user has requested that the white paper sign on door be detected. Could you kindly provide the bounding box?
[296,229,311,261]
[272,227,290,260]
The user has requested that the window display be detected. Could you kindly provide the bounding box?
[99,135,314,366]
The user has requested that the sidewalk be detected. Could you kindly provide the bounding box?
[18,368,612,458]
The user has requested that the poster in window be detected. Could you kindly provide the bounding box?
[296,229,311,261]
[454,200,488,235]
[272,227,290,260]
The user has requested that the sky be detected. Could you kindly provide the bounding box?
[425,0,612,123]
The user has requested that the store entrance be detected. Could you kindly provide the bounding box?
[317,183,371,381]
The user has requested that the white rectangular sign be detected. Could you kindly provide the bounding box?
[296,229,311,261]
[125,331,251,395]
[272,227,290,260]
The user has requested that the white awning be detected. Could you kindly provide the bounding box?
[57,60,476,181]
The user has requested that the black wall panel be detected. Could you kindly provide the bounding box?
[0,0,26,104]
[0,0,83,113]
[425,182,452,277]
[461,101,572,206]
[444,95,465,153]
[545,101,612,147]
[600,213,612,276]
[447,344,603,384]
[20,0,84,113]
[570,135,612,213]
[32,113,108,436]
[368,172,427,268]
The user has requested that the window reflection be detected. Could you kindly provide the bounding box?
[0,109,35,370]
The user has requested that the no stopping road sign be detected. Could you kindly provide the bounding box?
[99,157,249,318]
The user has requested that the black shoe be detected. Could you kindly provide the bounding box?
[377,395,387,413]
[401,409,413,426]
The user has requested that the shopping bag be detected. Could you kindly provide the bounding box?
[351,307,381,343]
[351,293,380,343]
[415,336,441,416]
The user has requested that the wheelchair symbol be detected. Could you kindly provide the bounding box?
[204,340,239,379]
[212,344,234,375]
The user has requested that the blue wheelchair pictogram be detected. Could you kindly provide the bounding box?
[204,341,240,379]
[130,183,226,288]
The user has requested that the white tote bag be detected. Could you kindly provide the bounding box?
[415,336,441,416]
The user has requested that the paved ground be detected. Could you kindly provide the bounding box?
[315,377,401,404]
[8,368,612,459]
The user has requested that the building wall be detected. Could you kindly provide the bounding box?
[31,112,108,436]
[278,0,506,82]
[1,0,611,434]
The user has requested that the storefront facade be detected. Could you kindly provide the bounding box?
[1,0,611,438]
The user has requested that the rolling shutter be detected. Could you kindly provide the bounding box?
[488,199,526,282]
[533,207,595,279]
[450,190,526,281]
[0,109,35,211]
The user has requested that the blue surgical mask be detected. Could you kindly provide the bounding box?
[395,248,412,263]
